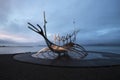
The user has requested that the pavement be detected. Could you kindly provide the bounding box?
[13,51,120,67]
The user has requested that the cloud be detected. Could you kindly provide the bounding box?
[0,0,12,24]
[0,0,120,45]
[96,28,120,36]
[0,33,26,43]
[0,32,41,43]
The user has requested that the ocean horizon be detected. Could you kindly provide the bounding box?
[0,45,120,54]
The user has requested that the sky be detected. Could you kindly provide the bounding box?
[0,0,120,46]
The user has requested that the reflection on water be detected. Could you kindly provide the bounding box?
[0,46,120,54]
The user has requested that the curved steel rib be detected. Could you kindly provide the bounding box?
[28,22,67,57]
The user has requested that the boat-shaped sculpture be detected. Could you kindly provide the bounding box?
[28,12,88,60]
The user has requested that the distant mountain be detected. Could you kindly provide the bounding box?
[0,39,16,46]
[84,42,120,46]
[0,39,45,47]
[0,39,15,44]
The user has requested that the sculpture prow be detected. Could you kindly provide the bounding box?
[28,22,68,56]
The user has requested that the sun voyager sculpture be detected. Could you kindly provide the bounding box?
[28,12,88,60]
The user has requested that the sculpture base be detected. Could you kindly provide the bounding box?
[13,51,120,67]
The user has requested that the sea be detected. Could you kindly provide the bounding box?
[0,45,120,54]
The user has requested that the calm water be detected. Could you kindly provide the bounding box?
[0,46,42,54]
[0,46,120,54]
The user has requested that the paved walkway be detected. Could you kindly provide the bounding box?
[13,51,120,67]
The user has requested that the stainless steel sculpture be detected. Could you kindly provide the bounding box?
[28,12,88,60]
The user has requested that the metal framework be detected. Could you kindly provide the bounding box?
[28,12,87,60]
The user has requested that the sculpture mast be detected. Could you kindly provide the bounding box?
[73,19,76,42]
[43,11,47,37]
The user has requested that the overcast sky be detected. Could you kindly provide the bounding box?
[0,0,120,45]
